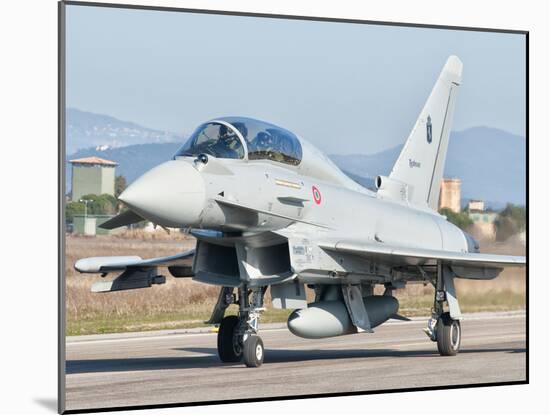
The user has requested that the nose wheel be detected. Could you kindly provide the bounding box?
[243,335,264,367]
[216,285,266,367]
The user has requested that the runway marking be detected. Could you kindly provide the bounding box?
[67,312,525,346]
[251,334,526,353]
[67,332,525,357]
[64,314,526,411]
[67,334,526,381]
[67,328,289,346]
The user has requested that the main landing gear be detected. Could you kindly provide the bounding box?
[424,262,462,356]
[217,285,266,367]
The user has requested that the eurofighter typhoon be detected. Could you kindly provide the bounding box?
[75,56,525,367]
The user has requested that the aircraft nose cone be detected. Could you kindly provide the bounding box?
[119,161,205,228]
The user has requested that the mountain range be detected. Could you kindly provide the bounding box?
[331,126,526,208]
[65,110,526,207]
[66,108,183,153]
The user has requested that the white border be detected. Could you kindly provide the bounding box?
[57,0,531,32]
[2,1,542,414]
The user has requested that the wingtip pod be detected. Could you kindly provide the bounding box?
[74,256,142,273]
[443,55,463,84]
[74,258,97,273]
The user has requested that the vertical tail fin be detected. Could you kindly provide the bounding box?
[388,55,463,210]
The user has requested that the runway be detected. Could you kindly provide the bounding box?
[65,311,526,411]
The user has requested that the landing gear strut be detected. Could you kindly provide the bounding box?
[217,285,266,367]
[424,262,462,356]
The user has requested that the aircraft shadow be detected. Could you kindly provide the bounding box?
[66,346,524,375]
[66,355,220,374]
[179,345,525,364]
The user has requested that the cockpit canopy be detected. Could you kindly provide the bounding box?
[174,117,302,166]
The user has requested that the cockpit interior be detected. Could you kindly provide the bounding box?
[175,117,303,166]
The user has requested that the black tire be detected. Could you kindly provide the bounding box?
[436,312,461,356]
[243,335,264,368]
[217,316,242,362]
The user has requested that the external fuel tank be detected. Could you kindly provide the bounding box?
[287,295,399,339]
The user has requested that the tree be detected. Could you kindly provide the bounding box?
[495,203,526,241]
[115,175,127,198]
[82,193,118,215]
[439,208,473,230]
[66,193,118,223]
[500,204,526,231]
[65,201,84,223]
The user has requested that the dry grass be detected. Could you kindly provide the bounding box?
[388,238,526,315]
[65,233,525,335]
[67,232,213,334]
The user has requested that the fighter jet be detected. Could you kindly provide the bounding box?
[75,56,526,367]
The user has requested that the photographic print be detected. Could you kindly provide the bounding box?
[60,2,527,413]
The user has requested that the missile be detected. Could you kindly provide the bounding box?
[287,296,399,339]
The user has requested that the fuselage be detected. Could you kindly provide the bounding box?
[118,116,471,257]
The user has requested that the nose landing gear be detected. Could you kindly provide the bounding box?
[217,285,266,367]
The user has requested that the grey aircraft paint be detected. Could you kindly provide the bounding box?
[75,56,525,366]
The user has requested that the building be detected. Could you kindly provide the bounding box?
[439,178,461,213]
[69,156,117,201]
[469,210,498,225]
[72,214,118,236]
[467,199,498,240]
[468,199,485,212]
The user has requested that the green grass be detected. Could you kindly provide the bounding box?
[66,291,524,336]
[398,291,525,316]
[66,305,294,336]
[67,312,210,336]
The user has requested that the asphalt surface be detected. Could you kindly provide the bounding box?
[65,311,526,411]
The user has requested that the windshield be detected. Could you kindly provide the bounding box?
[174,117,303,165]
[224,117,302,166]
[174,122,245,159]
[247,127,302,165]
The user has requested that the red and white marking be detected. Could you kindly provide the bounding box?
[312,185,322,205]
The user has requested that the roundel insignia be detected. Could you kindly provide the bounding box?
[312,185,322,205]
[427,115,433,143]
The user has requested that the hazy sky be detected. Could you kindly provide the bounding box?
[66,5,526,155]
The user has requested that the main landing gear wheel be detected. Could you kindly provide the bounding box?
[424,262,462,357]
[217,315,242,362]
[436,312,461,356]
[243,335,264,368]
